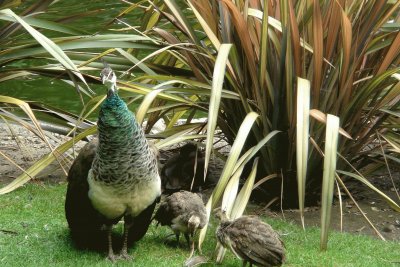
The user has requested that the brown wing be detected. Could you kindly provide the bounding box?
[154,197,175,226]
[226,216,285,267]
[154,191,207,227]
[65,139,121,249]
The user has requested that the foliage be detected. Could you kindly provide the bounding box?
[0,0,399,254]
[142,0,400,203]
[320,114,340,250]
[1,183,399,266]
[135,0,400,248]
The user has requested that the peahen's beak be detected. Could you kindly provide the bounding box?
[101,74,108,85]
[100,62,117,97]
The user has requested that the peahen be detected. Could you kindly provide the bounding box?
[65,62,161,261]
[216,212,286,267]
[153,190,207,257]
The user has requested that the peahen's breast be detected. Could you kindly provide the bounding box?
[88,170,161,219]
[88,116,161,219]
[92,117,159,186]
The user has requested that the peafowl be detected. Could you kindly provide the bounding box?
[216,213,286,267]
[161,143,223,193]
[154,190,207,257]
[65,62,161,261]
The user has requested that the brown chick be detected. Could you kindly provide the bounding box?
[154,191,207,257]
[161,143,223,193]
[216,214,286,267]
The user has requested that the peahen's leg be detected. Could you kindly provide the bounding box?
[106,225,116,262]
[119,216,133,260]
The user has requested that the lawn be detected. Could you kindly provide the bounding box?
[0,183,399,266]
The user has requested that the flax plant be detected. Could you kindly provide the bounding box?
[138,0,400,207]
[1,0,399,251]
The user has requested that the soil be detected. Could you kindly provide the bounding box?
[1,123,399,242]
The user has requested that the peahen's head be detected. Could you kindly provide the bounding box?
[98,62,132,128]
[100,61,117,95]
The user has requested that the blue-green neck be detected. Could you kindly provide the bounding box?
[98,93,134,129]
[93,91,159,185]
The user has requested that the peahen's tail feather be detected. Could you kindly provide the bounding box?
[127,199,158,246]
[65,140,117,250]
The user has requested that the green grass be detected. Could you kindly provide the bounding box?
[0,183,399,266]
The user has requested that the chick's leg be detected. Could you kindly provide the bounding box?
[174,232,181,245]
[184,233,191,248]
[185,233,195,258]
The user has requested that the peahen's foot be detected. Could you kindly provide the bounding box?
[106,226,117,262]
[107,252,117,263]
[117,251,133,261]
[119,219,133,260]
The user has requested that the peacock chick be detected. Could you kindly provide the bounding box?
[161,143,223,192]
[216,212,286,267]
[65,62,161,262]
[154,190,207,257]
